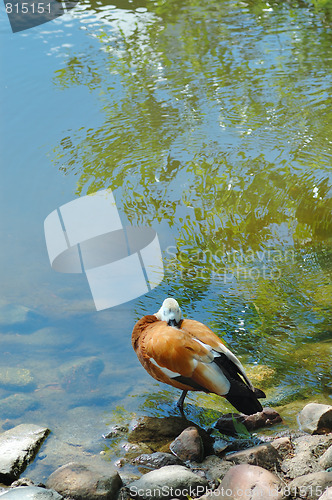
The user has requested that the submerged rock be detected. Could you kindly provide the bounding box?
[298,403,332,435]
[0,424,50,485]
[46,461,122,500]
[58,357,104,393]
[0,393,38,419]
[0,367,34,390]
[127,465,208,500]
[0,302,42,331]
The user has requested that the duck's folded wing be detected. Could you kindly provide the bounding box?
[142,325,232,395]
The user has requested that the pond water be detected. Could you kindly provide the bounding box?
[1,0,332,483]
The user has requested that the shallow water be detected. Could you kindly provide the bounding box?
[1,0,332,483]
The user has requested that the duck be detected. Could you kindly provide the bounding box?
[131,297,266,414]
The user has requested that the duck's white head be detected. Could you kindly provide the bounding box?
[155,298,182,327]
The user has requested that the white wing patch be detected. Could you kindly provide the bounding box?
[150,358,181,378]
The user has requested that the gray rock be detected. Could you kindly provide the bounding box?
[215,408,282,435]
[288,471,332,500]
[205,464,287,500]
[170,427,204,462]
[46,461,122,500]
[190,455,233,484]
[298,403,332,435]
[0,424,50,485]
[318,486,332,499]
[281,434,332,479]
[127,465,208,499]
[225,441,283,471]
[0,367,34,390]
[320,446,332,469]
[0,486,63,499]
[58,357,104,393]
[134,452,181,469]
[0,394,38,419]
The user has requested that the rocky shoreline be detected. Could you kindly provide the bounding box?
[0,403,331,500]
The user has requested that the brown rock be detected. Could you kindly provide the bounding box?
[205,464,287,499]
[225,442,283,471]
[128,416,214,455]
[170,427,204,462]
[288,471,332,500]
[215,408,282,435]
[46,462,122,500]
[298,404,332,435]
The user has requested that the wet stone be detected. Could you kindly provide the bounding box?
[0,424,50,485]
[134,452,182,469]
[225,441,283,471]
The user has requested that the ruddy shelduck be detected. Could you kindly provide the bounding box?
[132,298,266,414]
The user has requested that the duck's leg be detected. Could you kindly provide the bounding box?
[176,390,188,411]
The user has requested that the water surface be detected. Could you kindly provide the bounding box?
[0,0,331,482]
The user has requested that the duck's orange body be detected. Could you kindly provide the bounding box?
[132,299,265,415]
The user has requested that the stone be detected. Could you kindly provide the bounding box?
[281,434,332,479]
[225,441,284,471]
[58,357,104,393]
[127,465,208,499]
[46,461,122,500]
[0,367,34,390]
[0,486,63,498]
[190,455,233,484]
[288,471,332,500]
[128,416,214,455]
[205,464,287,500]
[0,424,50,485]
[318,487,332,499]
[170,427,204,462]
[103,424,129,439]
[298,403,332,435]
[0,394,38,419]
[320,446,332,469]
[215,409,282,436]
[134,452,181,469]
